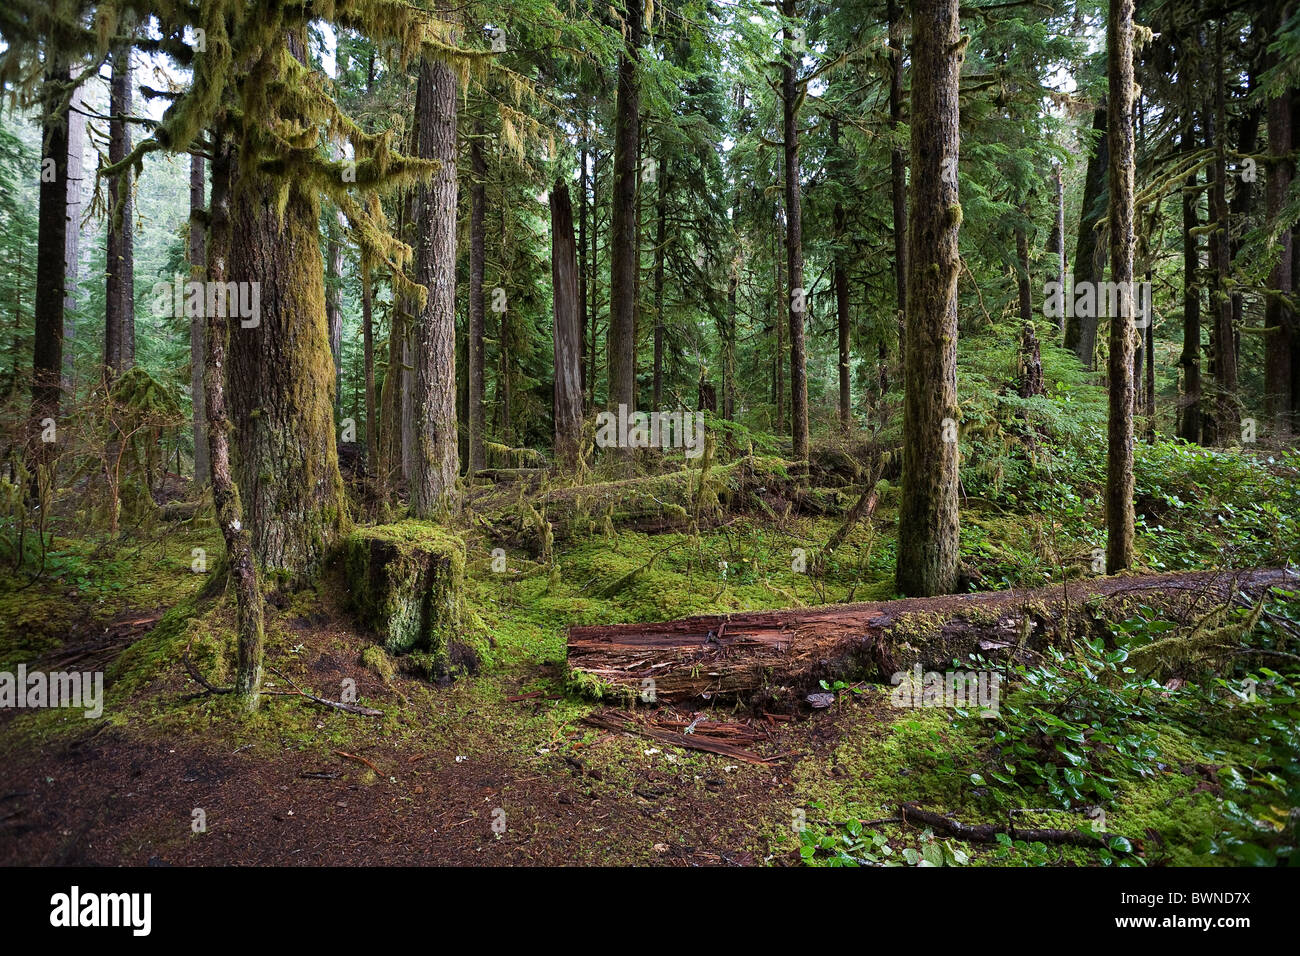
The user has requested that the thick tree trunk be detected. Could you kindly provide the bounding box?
[227,32,346,578]
[467,117,487,474]
[1066,105,1108,367]
[896,0,962,598]
[325,213,344,415]
[1015,215,1032,326]
[608,0,642,464]
[774,208,786,433]
[579,114,590,410]
[205,133,265,709]
[552,181,584,472]
[888,0,907,378]
[361,261,377,475]
[189,151,209,487]
[32,62,69,453]
[409,54,461,514]
[1105,0,1136,573]
[783,0,809,464]
[105,45,135,380]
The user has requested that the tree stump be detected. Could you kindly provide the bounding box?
[344,524,475,676]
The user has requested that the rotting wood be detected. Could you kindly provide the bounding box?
[582,709,778,765]
[567,568,1296,709]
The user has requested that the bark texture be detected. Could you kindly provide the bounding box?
[551,182,584,472]
[896,0,962,597]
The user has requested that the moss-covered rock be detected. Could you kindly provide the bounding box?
[344,524,477,677]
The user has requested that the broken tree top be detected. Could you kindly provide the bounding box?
[566,568,1297,709]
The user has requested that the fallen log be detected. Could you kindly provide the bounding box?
[582,709,777,765]
[566,568,1297,710]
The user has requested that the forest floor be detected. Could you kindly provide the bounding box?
[2,447,1298,866]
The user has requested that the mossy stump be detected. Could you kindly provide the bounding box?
[344,524,473,678]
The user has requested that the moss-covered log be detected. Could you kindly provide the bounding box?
[567,568,1296,711]
[344,524,483,679]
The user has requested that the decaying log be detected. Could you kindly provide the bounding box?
[582,709,778,765]
[567,568,1296,709]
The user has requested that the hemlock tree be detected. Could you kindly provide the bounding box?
[895,0,962,598]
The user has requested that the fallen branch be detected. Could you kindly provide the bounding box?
[582,710,778,765]
[334,750,384,776]
[182,650,233,695]
[899,803,1130,850]
[268,666,383,717]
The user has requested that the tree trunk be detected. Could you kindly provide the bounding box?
[409,54,461,514]
[783,0,809,464]
[467,117,487,474]
[325,214,344,416]
[62,72,86,393]
[1178,93,1203,444]
[189,151,209,487]
[1048,162,1065,332]
[896,0,962,598]
[1066,105,1108,367]
[552,181,584,472]
[32,61,68,454]
[1264,18,1295,436]
[888,0,907,377]
[362,260,377,476]
[205,132,265,709]
[1015,214,1032,326]
[1205,30,1237,445]
[105,44,135,380]
[579,112,590,410]
[652,141,666,410]
[1105,0,1136,573]
[774,207,786,433]
[608,0,642,462]
[227,31,346,578]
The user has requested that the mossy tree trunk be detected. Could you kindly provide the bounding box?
[105,42,135,380]
[608,0,642,470]
[1105,0,1136,573]
[189,152,209,487]
[206,132,265,708]
[227,32,346,578]
[467,116,487,475]
[896,0,962,598]
[782,0,809,464]
[888,0,907,380]
[409,53,461,514]
[551,181,584,472]
[1066,104,1108,367]
[1204,25,1238,446]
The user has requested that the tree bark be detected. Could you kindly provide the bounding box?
[1264,13,1295,436]
[783,0,809,464]
[1066,105,1108,367]
[1105,0,1136,573]
[62,72,86,393]
[608,0,642,464]
[227,31,346,578]
[466,116,487,474]
[888,0,908,377]
[1047,162,1065,332]
[552,181,584,472]
[652,140,666,410]
[409,54,461,514]
[361,259,377,476]
[32,61,69,454]
[896,0,962,598]
[189,151,209,487]
[1178,90,1203,444]
[205,132,265,709]
[105,44,135,380]
[1204,32,1237,446]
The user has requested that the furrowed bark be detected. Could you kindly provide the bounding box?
[896,0,961,597]
[551,181,584,472]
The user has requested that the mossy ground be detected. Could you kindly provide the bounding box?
[0,490,1293,866]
